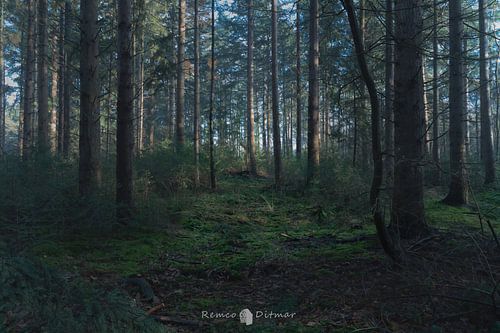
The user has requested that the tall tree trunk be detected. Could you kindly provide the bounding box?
[37,0,50,153]
[431,0,440,185]
[295,2,302,159]
[443,0,467,205]
[271,0,281,187]
[116,0,133,221]
[176,0,186,148]
[307,0,320,183]
[384,0,394,188]
[344,0,397,260]
[193,0,200,186]
[57,6,65,155]
[478,0,495,184]
[50,30,58,154]
[391,0,427,238]
[0,0,4,156]
[105,49,113,159]
[209,0,216,189]
[23,1,35,161]
[247,0,257,175]
[63,1,71,158]
[79,0,102,196]
[136,0,145,153]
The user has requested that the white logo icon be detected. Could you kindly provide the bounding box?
[239,308,253,325]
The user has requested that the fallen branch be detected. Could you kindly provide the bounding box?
[146,303,165,315]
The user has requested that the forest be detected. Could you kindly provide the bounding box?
[0,0,500,331]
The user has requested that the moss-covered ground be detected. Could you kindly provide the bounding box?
[6,174,497,332]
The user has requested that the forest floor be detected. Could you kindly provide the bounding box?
[3,174,500,332]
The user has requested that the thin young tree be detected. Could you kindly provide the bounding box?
[62,1,72,158]
[431,0,440,184]
[246,0,257,175]
[295,1,302,159]
[23,1,35,161]
[209,0,216,189]
[391,0,427,237]
[79,0,102,196]
[307,0,320,183]
[116,0,134,220]
[478,0,495,184]
[384,0,394,187]
[193,0,201,186]
[176,0,186,148]
[37,0,50,153]
[271,0,281,187]
[443,0,467,205]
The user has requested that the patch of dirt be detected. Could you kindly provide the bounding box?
[129,230,500,332]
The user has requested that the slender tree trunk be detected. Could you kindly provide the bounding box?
[79,0,102,196]
[136,0,145,153]
[295,2,302,159]
[105,50,113,159]
[391,0,427,238]
[443,0,467,205]
[247,0,257,175]
[431,0,440,185]
[384,0,394,188]
[62,1,71,158]
[478,0,495,184]
[307,0,320,183]
[176,0,186,148]
[209,0,216,189]
[23,1,35,161]
[50,30,58,154]
[193,0,200,186]
[0,0,4,156]
[37,0,50,153]
[463,37,469,158]
[271,0,281,187]
[57,6,65,155]
[116,0,133,221]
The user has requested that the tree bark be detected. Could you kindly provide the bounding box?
[176,0,186,148]
[271,0,281,187]
[443,0,467,205]
[23,1,35,161]
[136,0,145,153]
[384,0,394,188]
[62,1,71,158]
[431,0,440,185]
[79,0,102,196]
[193,0,200,186]
[307,0,320,183]
[209,0,216,189]
[50,28,58,154]
[391,0,427,238]
[295,2,302,159]
[37,0,50,153]
[57,6,65,155]
[246,0,257,175]
[116,0,134,221]
[478,0,495,184]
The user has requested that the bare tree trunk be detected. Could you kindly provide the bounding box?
[50,30,58,154]
[0,0,4,156]
[176,0,185,148]
[79,0,102,196]
[209,0,216,189]
[271,0,281,187]
[391,0,427,238]
[247,0,257,175]
[478,0,495,184]
[23,1,35,161]
[307,0,320,183]
[37,0,50,153]
[105,49,113,159]
[136,0,144,153]
[344,0,397,260]
[62,1,71,158]
[295,2,302,159]
[384,0,394,188]
[116,0,133,221]
[443,0,467,205]
[193,0,200,186]
[57,6,65,155]
[431,0,440,185]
